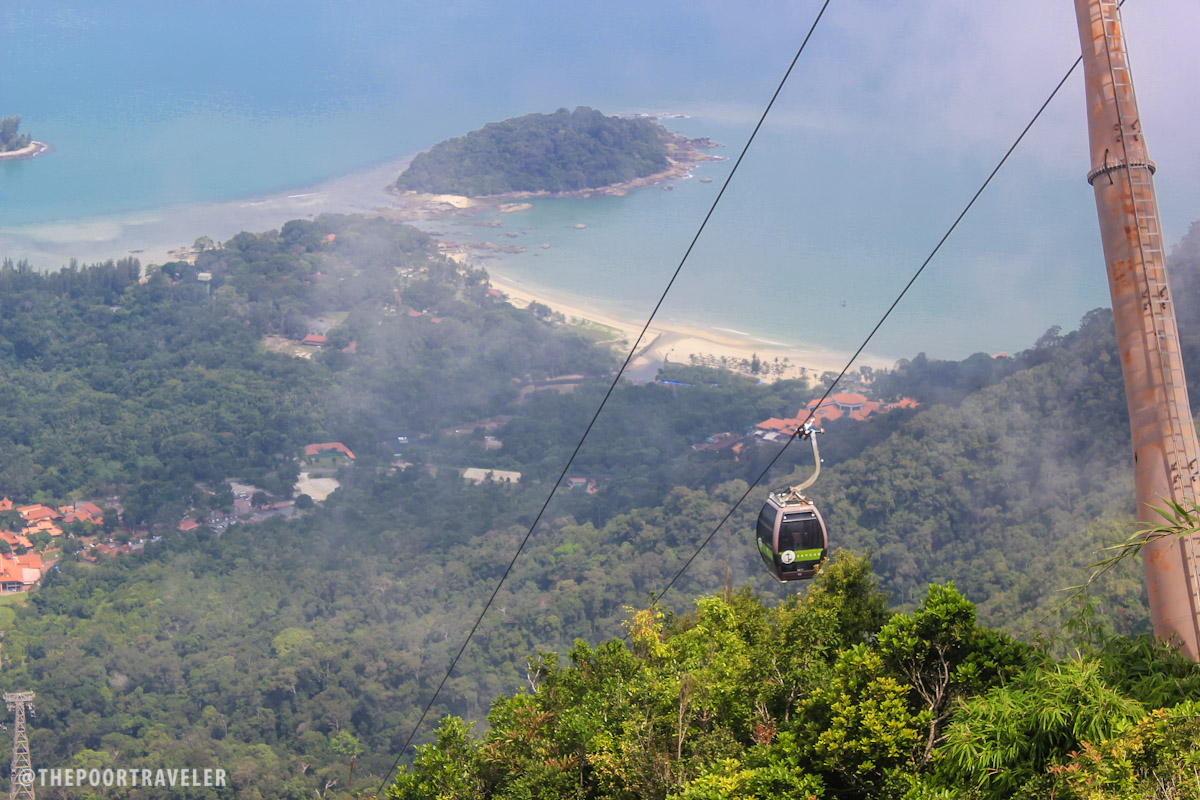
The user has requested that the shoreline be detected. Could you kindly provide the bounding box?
[0,154,417,268]
[0,140,50,161]
[383,129,722,211]
[0,136,886,382]
[483,272,888,382]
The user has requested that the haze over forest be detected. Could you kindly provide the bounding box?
[0,200,1196,797]
[3,2,1200,798]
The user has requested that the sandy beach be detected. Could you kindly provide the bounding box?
[0,140,49,161]
[483,273,883,382]
[1,143,888,383]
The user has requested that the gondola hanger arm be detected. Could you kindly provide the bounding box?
[780,422,824,500]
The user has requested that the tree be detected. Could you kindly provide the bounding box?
[939,658,1146,798]
[1049,700,1200,798]
[0,115,31,151]
[387,717,484,800]
[0,115,19,144]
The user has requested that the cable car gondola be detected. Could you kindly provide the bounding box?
[756,422,828,581]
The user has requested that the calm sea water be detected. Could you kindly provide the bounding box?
[429,114,1109,363]
[4,0,1185,361]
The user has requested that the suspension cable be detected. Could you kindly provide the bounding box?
[369,2,834,794]
[651,52,1088,606]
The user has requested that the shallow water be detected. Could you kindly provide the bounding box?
[3,1,1196,361]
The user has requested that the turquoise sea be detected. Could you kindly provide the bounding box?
[3,1,1196,362]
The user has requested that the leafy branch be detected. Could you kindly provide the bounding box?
[1077,499,1200,591]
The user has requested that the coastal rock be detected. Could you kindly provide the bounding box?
[431,194,474,208]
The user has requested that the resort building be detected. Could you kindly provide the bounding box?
[754,393,919,438]
[303,442,356,468]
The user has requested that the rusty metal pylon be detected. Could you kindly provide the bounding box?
[4,693,34,800]
[1075,0,1200,658]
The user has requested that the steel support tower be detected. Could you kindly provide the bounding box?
[1074,0,1200,659]
[4,693,34,800]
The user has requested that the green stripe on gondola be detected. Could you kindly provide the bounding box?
[792,549,824,561]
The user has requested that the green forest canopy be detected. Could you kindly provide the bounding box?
[388,553,1200,800]
[394,107,670,195]
[3,216,1200,798]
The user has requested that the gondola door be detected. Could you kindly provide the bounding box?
[757,493,827,581]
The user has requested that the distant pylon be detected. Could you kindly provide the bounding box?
[4,693,34,800]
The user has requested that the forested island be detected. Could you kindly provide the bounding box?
[0,115,46,159]
[1,214,1199,797]
[394,106,709,196]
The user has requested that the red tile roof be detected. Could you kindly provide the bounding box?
[0,553,44,588]
[0,531,32,550]
[59,501,104,526]
[17,504,58,522]
[757,417,800,434]
[831,392,868,406]
[301,334,327,347]
[304,442,356,460]
[77,501,104,520]
[757,392,919,434]
[814,406,843,422]
[29,520,63,537]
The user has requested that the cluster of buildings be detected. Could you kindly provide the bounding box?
[0,498,105,540]
[690,392,921,456]
[754,393,918,440]
[0,498,106,592]
[0,441,369,593]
